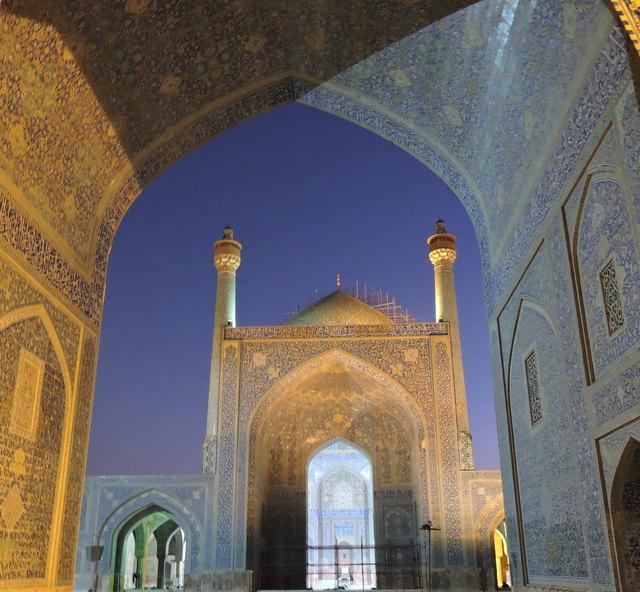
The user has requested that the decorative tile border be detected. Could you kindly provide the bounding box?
[224,322,447,340]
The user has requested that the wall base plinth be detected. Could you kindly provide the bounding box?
[429,567,482,590]
[185,570,253,592]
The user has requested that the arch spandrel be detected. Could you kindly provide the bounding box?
[248,348,428,435]
[239,343,435,436]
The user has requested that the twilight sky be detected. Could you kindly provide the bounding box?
[87,102,499,475]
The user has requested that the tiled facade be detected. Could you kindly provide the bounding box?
[75,325,502,591]
[74,476,214,591]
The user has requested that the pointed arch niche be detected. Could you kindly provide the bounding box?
[610,437,640,590]
[247,350,424,590]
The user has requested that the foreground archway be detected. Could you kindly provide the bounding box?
[0,2,638,590]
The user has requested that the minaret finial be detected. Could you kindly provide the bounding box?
[435,218,447,234]
[336,273,341,289]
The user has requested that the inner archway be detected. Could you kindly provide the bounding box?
[307,439,376,590]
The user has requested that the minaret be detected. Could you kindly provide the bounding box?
[427,220,473,467]
[203,226,242,473]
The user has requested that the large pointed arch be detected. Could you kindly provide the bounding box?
[245,347,429,588]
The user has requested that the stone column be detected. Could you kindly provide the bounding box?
[203,226,242,473]
[156,554,166,588]
[427,220,473,467]
[172,528,185,586]
[133,523,148,589]
[175,560,183,587]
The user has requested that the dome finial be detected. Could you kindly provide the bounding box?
[336,273,341,289]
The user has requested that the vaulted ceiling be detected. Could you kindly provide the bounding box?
[0,0,632,322]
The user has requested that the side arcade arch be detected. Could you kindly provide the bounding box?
[474,494,509,591]
[91,489,203,590]
[110,504,184,591]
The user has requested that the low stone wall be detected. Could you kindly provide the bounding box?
[183,568,485,592]
[513,585,594,592]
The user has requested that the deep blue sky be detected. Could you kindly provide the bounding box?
[87,103,499,475]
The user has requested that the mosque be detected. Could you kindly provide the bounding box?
[74,222,506,591]
[3,3,640,592]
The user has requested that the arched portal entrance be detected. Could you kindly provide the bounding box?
[111,504,187,591]
[611,438,640,590]
[248,352,424,590]
[307,439,376,590]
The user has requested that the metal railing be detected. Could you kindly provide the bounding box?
[259,542,423,591]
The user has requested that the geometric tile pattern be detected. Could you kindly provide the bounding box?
[9,348,45,441]
[600,258,625,335]
[524,352,542,426]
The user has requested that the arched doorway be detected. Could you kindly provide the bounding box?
[307,439,376,590]
[248,353,423,590]
[611,438,640,590]
[111,504,187,591]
